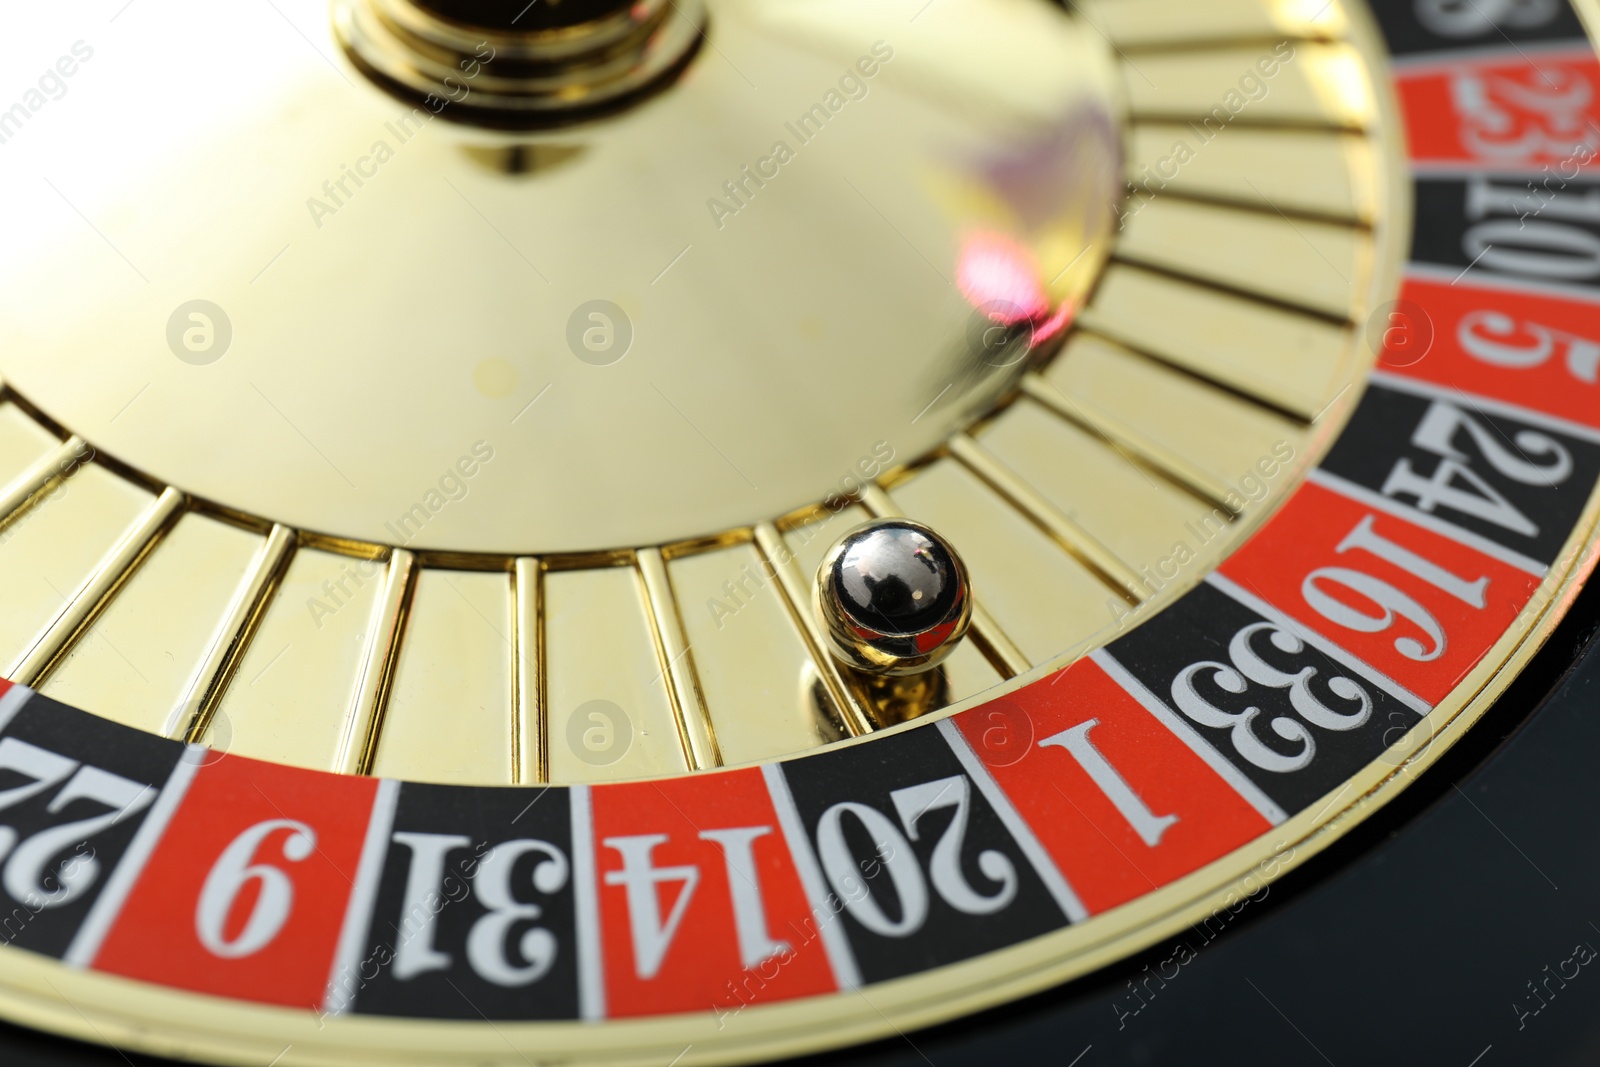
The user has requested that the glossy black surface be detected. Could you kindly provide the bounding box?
[833,524,963,638]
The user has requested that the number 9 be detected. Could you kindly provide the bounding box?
[196,819,316,959]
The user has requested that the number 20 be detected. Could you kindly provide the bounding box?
[815,776,1018,938]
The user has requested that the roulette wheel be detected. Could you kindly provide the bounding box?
[0,0,1596,1062]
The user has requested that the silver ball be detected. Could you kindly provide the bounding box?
[815,518,973,676]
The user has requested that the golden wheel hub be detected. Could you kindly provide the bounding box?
[0,0,1593,1064]
[0,0,1118,554]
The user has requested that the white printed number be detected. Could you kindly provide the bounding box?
[1417,0,1562,38]
[0,737,153,909]
[1383,400,1573,538]
[466,840,568,987]
[1171,623,1373,773]
[600,826,792,980]
[196,820,317,959]
[1300,515,1490,663]
[816,776,1018,938]
[1038,721,1178,847]
[1463,177,1600,281]
[388,833,570,988]
[1451,67,1595,162]
[1459,309,1600,383]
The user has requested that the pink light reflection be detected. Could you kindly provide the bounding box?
[955,231,1074,346]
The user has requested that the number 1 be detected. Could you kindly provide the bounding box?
[1039,720,1178,848]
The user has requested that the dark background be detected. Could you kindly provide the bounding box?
[6,580,1598,1066]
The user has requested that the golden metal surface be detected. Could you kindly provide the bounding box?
[1077,264,1356,419]
[0,464,152,670]
[513,556,544,782]
[543,564,689,782]
[964,600,1028,679]
[1082,0,1348,47]
[0,0,1388,804]
[174,524,296,740]
[1126,124,1377,223]
[784,504,875,586]
[888,460,1116,664]
[0,0,1395,783]
[638,546,721,769]
[370,567,515,784]
[334,0,708,128]
[1117,195,1370,319]
[337,548,415,774]
[976,400,1223,584]
[0,0,1118,554]
[11,486,184,686]
[1041,334,1311,501]
[0,405,61,488]
[1121,43,1376,128]
[1018,374,1237,511]
[758,522,874,737]
[669,542,842,765]
[42,512,264,737]
[948,432,1147,602]
[206,547,384,771]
